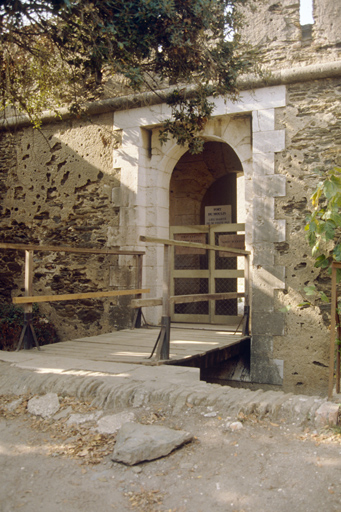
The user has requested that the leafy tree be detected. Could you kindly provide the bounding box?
[0,0,255,152]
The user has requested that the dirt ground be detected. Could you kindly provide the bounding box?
[0,393,341,512]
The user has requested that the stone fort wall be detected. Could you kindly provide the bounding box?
[0,115,138,341]
[240,0,341,69]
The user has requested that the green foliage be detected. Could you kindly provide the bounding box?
[306,167,341,280]
[159,88,215,153]
[0,303,59,351]
[0,0,256,151]
[282,167,341,310]
[280,284,330,313]
[292,167,341,312]
[295,285,329,309]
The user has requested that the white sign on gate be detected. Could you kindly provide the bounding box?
[205,205,231,225]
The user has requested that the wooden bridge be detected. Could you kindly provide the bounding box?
[0,238,251,386]
[26,324,251,384]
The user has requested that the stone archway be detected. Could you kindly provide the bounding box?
[116,86,287,387]
[168,141,245,325]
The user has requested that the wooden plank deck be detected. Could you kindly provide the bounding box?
[36,325,249,366]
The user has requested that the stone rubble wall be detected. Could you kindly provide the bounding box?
[240,0,341,71]
[271,77,341,395]
[0,113,138,341]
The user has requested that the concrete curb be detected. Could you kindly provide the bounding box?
[0,355,339,429]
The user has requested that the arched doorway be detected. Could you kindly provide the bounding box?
[169,141,245,326]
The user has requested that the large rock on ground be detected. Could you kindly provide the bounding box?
[112,422,193,466]
[27,393,60,419]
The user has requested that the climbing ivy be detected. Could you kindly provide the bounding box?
[281,167,341,313]
[305,167,341,279]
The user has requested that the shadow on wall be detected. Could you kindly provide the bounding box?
[0,117,138,341]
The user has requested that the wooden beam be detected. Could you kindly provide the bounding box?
[131,292,244,308]
[172,269,244,279]
[170,292,244,305]
[13,288,150,305]
[131,298,163,308]
[139,235,250,255]
[170,223,245,235]
[0,242,144,256]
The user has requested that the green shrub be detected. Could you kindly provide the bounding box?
[0,303,59,351]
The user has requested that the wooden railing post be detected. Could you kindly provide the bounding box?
[25,250,33,308]
[329,263,337,399]
[17,250,40,351]
[337,309,341,395]
[330,262,341,396]
[156,244,171,360]
[132,253,144,328]
[243,254,250,336]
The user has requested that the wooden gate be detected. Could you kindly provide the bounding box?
[170,223,246,326]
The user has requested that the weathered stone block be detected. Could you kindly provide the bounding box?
[114,104,164,129]
[251,287,274,312]
[215,86,286,115]
[253,265,286,291]
[315,402,340,429]
[253,219,286,243]
[253,197,275,220]
[252,152,275,176]
[253,130,286,154]
[251,335,273,356]
[252,109,275,132]
[252,312,285,336]
[253,175,286,198]
[253,243,275,266]
[251,355,284,386]
[67,411,102,426]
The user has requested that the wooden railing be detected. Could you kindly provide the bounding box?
[329,261,341,399]
[0,242,149,350]
[138,235,250,360]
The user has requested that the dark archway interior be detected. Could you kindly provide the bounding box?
[169,141,243,226]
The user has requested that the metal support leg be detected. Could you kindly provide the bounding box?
[131,308,142,329]
[149,316,171,360]
[16,312,40,351]
[242,306,250,336]
[156,316,170,360]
